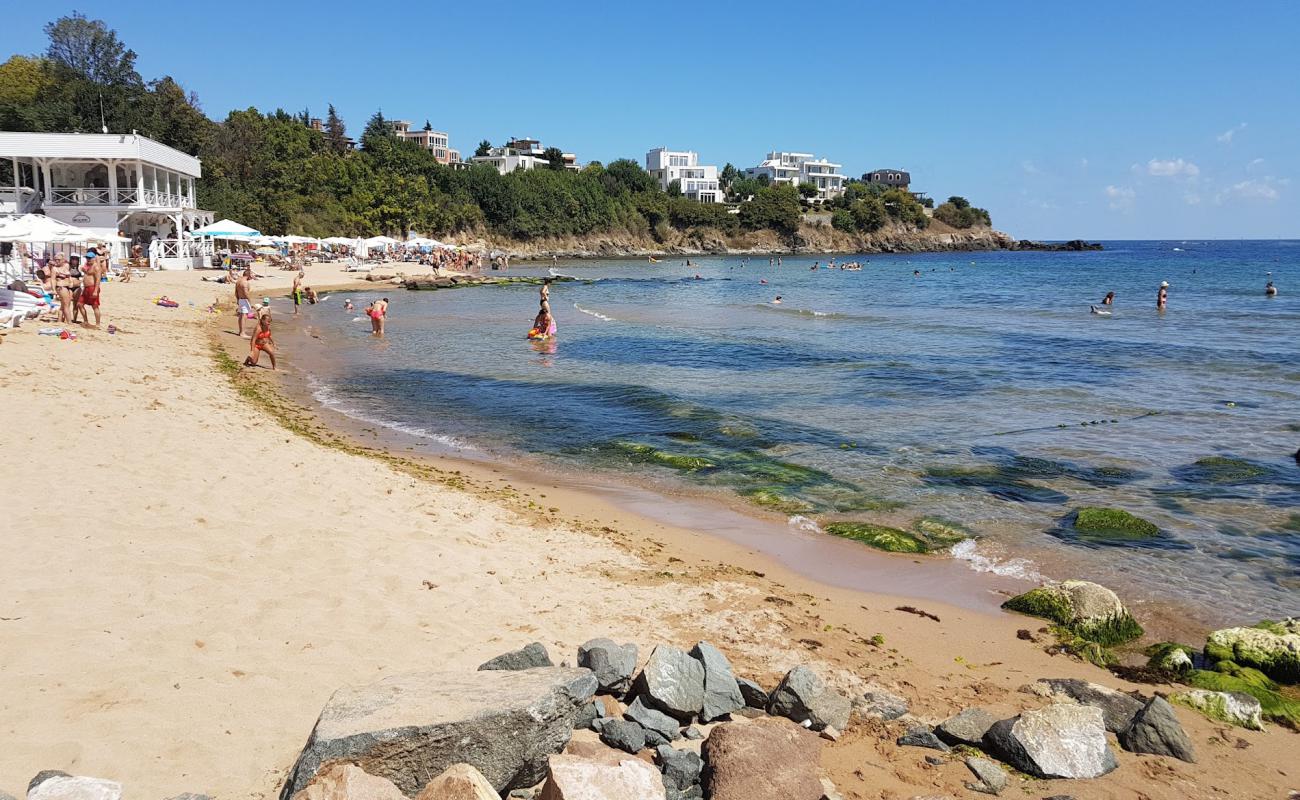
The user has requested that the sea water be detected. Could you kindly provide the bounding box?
[286,241,1299,623]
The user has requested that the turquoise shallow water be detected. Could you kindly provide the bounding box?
[286,241,1300,623]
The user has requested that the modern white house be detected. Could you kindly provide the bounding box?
[745,151,846,201]
[645,148,722,203]
[472,138,578,175]
[392,120,459,164]
[0,130,215,266]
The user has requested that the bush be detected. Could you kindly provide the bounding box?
[933,195,992,228]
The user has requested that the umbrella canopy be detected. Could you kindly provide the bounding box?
[189,219,262,238]
[322,236,355,245]
[363,235,398,249]
[0,214,95,243]
[254,246,279,255]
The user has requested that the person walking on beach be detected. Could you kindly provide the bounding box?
[292,270,304,315]
[244,313,276,370]
[234,268,253,337]
[1157,281,1169,311]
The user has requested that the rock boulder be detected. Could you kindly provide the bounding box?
[27,776,122,800]
[654,745,702,791]
[578,639,639,695]
[856,687,909,721]
[1171,689,1264,730]
[701,717,823,800]
[631,646,705,722]
[1032,678,1144,733]
[598,719,647,754]
[735,678,769,709]
[281,668,597,797]
[983,704,1117,779]
[625,697,681,742]
[936,708,997,747]
[415,764,499,800]
[766,666,851,732]
[689,642,744,722]
[537,754,665,800]
[1118,697,1195,763]
[478,642,554,671]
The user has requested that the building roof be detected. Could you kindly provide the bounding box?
[0,131,202,177]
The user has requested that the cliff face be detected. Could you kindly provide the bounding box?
[445,222,1016,259]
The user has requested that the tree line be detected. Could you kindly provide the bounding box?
[0,13,991,241]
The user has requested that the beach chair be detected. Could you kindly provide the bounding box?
[344,256,371,272]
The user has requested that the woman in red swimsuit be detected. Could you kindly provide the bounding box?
[244,314,277,369]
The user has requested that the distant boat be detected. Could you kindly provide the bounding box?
[1172,247,1183,251]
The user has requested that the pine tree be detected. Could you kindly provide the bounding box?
[360,109,392,150]
[325,103,348,153]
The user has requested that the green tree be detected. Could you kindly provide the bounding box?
[667,179,682,197]
[797,183,820,200]
[738,184,802,236]
[360,110,392,150]
[324,104,349,153]
[933,196,991,228]
[831,208,856,232]
[604,158,657,194]
[543,146,567,170]
[140,76,213,154]
[849,197,887,232]
[475,139,492,157]
[720,163,738,189]
[44,12,141,86]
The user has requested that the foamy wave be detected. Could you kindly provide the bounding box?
[307,375,475,451]
[950,539,1040,582]
[787,515,823,533]
[574,302,616,322]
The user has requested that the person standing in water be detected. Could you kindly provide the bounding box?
[1101,291,1115,306]
[291,270,304,315]
[1157,281,1169,310]
[368,297,389,336]
[1265,280,1277,296]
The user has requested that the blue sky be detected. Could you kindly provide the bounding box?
[4,1,1298,239]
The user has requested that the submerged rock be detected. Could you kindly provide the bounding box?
[1118,697,1196,763]
[578,638,639,695]
[983,704,1117,779]
[766,665,851,732]
[823,522,931,554]
[1205,622,1300,684]
[1176,456,1271,484]
[281,668,597,796]
[478,642,554,671]
[1056,506,1170,548]
[1170,688,1264,730]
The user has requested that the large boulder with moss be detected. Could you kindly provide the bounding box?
[1171,689,1264,730]
[1067,507,1161,545]
[1001,580,1142,646]
[1145,642,1196,673]
[1204,621,1300,684]
[823,522,931,553]
[1184,664,1300,729]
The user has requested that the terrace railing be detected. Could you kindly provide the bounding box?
[43,187,195,208]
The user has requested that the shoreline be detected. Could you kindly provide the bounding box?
[2,263,1295,799]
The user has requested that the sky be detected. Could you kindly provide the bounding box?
[3,1,1298,240]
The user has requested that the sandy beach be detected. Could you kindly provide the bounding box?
[1,263,1296,799]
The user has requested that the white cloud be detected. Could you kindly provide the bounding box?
[1215,178,1281,204]
[1146,158,1200,178]
[1217,122,1248,143]
[1021,160,1043,176]
[1184,193,1201,205]
[1247,157,1266,171]
[1105,185,1136,210]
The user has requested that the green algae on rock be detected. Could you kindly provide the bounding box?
[1177,456,1271,484]
[1204,621,1300,684]
[1171,688,1265,731]
[823,522,931,554]
[741,488,814,515]
[1145,642,1196,673]
[1074,507,1159,538]
[1183,665,1300,730]
[1001,580,1143,648]
[913,517,972,547]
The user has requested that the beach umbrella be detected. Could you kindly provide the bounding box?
[0,214,95,243]
[189,219,262,238]
[254,246,278,255]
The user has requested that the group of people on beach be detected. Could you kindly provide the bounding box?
[29,244,111,328]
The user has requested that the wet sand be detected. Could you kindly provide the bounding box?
[1,263,1295,799]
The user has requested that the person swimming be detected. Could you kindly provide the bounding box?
[773,295,783,305]
[1101,291,1115,305]
[1157,281,1169,310]
[1265,281,1277,296]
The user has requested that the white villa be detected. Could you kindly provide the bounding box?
[392,120,460,165]
[645,148,722,203]
[472,138,578,175]
[0,131,214,266]
[745,151,845,201]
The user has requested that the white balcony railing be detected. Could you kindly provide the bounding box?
[43,187,195,209]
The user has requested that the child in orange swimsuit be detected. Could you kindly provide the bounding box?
[244,315,276,369]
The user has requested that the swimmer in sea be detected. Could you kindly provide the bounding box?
[344,299,354,311]
[1157,281,1169,311]
[773,296,783,305]
[1101,291,1115,306]
[1265,281,1277,296]
[913,270,921,277]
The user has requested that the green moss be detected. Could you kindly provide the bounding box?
[1182,456,1270,484]
[742,488,814,514]
[1073,507,1160,539]
[824,522,930,554]
[914,517,972,546]
[1002,587,1073,626]
[1145,642,1196,671]
[1072,612,1144,647]
[609,441,716,472]
[1283,515,1300,533]
[1052,626,1118,667]
[1253,620,1290,636]
[1206,626,1300,684]
[1186,668,1300,730]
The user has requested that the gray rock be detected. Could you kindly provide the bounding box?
[896,726,951,752]
[598,719,647,754]
[924,755,945,766]
[736,707,766,719]
[27,773,71,795]
[27,776,122,800]
[1033,678,1144,733]
[736,677,769,709]
[936,708,997,747]
[280,667,596,796]
[575,700,600,731]
[478,642,554,671]
[983,703,1118,779]
[578,638,639,695]
[856,688,909,721]
[766,666,851,732]
[626,696,682,741]
[964,756,1007,795]
[590,717,609,733]
[682,726,704,741]
[1119,696,1196,763]
[665,787,704,800]
[689,642,744,722]
[1170,688,1263,730]
[632,645,705,722]
[643,728,670,748]
[655,745,703,791]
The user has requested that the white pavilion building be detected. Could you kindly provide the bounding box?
[0,131,215,267]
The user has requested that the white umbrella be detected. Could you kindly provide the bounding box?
[363,235,398,250]
[0,214,95,243]
[322,236,356,245]
[189,219,261,238]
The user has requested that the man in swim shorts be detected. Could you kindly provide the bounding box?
[235,268,253,337]
[292,270,304,314]
[77,250,106,328]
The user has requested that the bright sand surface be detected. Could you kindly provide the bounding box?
[1,263,1296,799]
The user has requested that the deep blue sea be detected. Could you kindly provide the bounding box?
[285,240,1300,623]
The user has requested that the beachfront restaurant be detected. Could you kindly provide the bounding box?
[0,131,215,268]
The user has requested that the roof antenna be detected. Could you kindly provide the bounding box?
[98,91,108,134]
